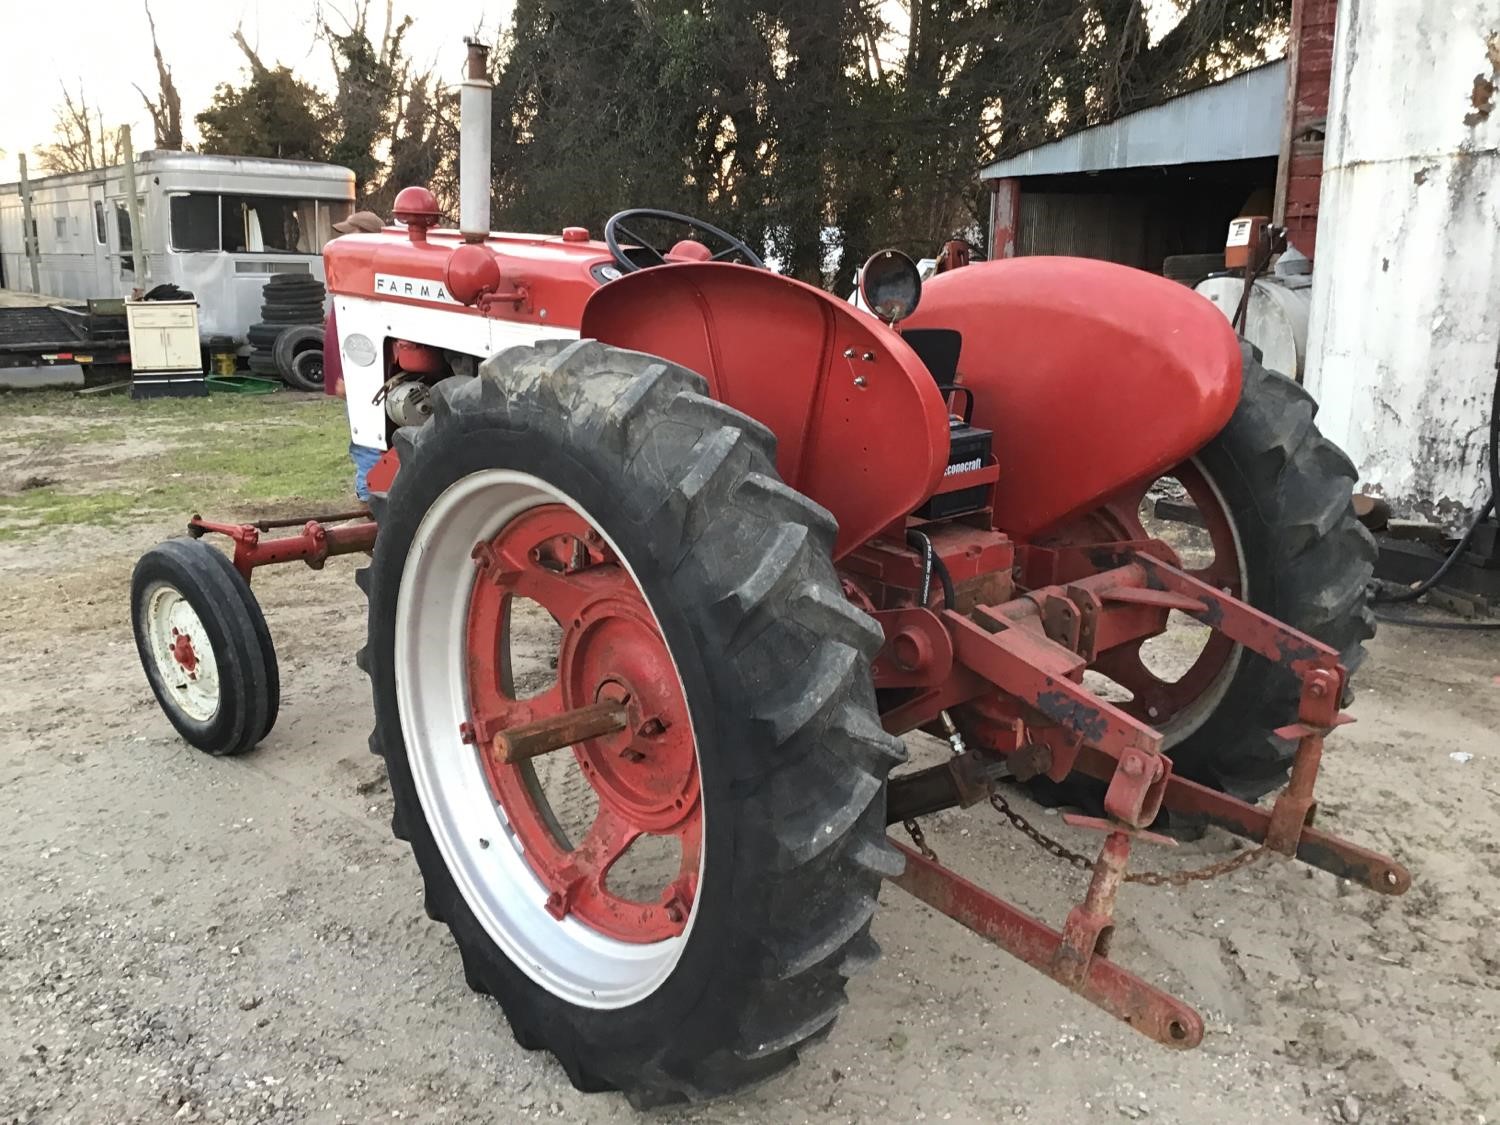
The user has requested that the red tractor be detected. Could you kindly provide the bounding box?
[130,42,1402,1112]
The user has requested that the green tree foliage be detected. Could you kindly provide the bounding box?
[829,0,1290,274]
[378,74,459,214]
[489,1,709,235]
[488,0,1288,287]
[195,28,331,161]
[489,0,865,282]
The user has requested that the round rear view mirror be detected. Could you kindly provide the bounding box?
[859,249,922,323]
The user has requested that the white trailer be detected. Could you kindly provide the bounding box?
[0,151,355,341]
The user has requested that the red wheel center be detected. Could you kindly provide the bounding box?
[464,504,700,944]
[1088,461,1244,729]
[169,629,199,675]
[563,600,699,832]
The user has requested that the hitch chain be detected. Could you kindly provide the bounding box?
[902,818,939,862]
[899,792,1264,886]
[988,791,1092,872]
[988,791,1266,886]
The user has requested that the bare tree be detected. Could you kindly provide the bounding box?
[370,71,459,212]
[34,84,122,173]
[231,23,271,76]
[134,0,183,149]
[318,0,417,197]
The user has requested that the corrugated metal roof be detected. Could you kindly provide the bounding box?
[980,59,1287,180]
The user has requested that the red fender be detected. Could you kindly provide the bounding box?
[582,263,950,558]
[902,257,1243,540]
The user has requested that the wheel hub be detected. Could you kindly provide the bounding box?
[143,584,220,722]
[464,503,701,945]
[564,598,698,832]
[1089,458,1248,741]
[170,629,200,676]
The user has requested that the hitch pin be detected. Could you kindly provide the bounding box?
[940,710,966,756]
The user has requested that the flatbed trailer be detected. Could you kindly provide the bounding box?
[0,300,131,387]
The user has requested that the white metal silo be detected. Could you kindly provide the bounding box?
[1304,1,1500,525]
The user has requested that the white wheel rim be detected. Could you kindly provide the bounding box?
[394,469,703,1009]
[143,583,221,723]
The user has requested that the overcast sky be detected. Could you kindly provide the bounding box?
[0,0,511,165]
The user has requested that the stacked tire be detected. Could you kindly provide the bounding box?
[247,274,327,391]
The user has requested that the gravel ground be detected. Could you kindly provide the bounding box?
[1,499,1497,1123]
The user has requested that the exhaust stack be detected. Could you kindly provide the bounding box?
[459,40,493,243]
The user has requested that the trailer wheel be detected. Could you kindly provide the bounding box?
[1037,343,1375,803]
[274,326,325,389]
[286,349,324,391]
[360,340,904,1105]
[132,539,276,756]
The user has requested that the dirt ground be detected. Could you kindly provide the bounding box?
[1,399,1498,1125]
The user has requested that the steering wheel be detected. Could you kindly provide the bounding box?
[604,208,765,274]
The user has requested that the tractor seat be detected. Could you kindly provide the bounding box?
[900,327,962,386]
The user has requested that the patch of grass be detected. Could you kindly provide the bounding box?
[0,486,173,537]
[0,390,357,540]
[170,403,353,507]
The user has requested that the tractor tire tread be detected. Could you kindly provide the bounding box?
[199,544,280,740]
[1167,343,1375,799]
[361,338,901,1104]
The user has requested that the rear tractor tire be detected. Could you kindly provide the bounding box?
[1028,343,1376,807]
[360,340,905,1105]
[131,538,279,755]
[1159,344,1376,799]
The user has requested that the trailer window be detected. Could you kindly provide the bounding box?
[221,195,348,255]
[94,201,107,244]
[115,200,134,272]
[170,193,220,252]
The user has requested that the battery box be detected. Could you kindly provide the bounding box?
[915,419,993,520]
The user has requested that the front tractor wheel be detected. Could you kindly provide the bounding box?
[131,538,279,756]
[362,341,904,1105]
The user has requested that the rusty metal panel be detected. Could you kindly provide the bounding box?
[1274,0,1339,256]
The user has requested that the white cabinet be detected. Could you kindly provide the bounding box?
[126,300,202,372]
